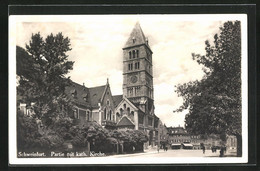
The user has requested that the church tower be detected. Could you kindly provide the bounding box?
[122,22,154,114]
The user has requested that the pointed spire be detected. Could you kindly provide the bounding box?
[123,22,147,49]
[107,78,109,84]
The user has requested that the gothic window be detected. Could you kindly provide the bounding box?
[128,63,133,70]
[129,51,132,59]
[133,50,135,58]
[134,62,140,69]
[104,108,107,120]
[120,108,123,115]
[116,112,120,121]
[135,86,140,95]
[132,37,136,43]
[109,110,112,120]
[136,50,139,58]
[128,88,133,96]
[123,104,126,109]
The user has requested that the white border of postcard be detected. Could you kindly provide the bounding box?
[9,14,248,164]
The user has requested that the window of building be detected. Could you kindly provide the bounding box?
[128,88,133,97]
[129,51,132,59]
[104,108,106,120]
[134,86,140,95]
[135,62,140,69]
[128,63,133,70]
[133,50,135,58]
[109,110,112,120]
[136,50,139,58]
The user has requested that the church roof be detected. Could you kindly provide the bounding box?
[65,82,92,108]
[123,22,151,50]
[117,116,135,126]
[65,81,106,109]
[112,95,123,107]
[88,85,106,108]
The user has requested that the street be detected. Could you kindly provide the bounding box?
[107,149,236,158]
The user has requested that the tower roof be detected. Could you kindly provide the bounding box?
[123,22,151,50]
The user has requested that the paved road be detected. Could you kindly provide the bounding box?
[108,149,236,158]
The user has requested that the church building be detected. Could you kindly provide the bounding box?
[18,22,160,147]
[114,22,158,147]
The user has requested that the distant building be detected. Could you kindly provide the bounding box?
[167,126,222,150]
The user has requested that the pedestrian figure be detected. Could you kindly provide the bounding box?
[202,146,205,154]
[166,146,168,151]
[219,147,224,157]
[157,146,160,153]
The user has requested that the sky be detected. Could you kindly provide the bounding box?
[14,15,238,127]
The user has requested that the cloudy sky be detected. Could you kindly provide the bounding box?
[14,15,241,127]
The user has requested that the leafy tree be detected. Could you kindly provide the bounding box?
[17,32,74,126]
[174,21,242,156]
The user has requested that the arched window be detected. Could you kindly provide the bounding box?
[136,50,139,58]
[109,110,112,120]
[104,108,106,120]
[133,50,135,58]
[120,108,123,115]
[129,51,131,59]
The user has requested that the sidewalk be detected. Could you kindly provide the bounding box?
[109,148,161,158]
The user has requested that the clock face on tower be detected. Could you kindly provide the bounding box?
[131,76,137,83]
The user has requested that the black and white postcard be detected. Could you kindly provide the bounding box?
[9,14,248,165]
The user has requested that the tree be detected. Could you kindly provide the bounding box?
[174,21,242,156]
[17,32,74,126]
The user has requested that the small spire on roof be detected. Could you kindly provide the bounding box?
[145,37,149,45]
[83,82,85,87]
[107,78,109,84]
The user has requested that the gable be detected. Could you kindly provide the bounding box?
[115,97,138,111]
[101,84,115,109]
[117,116,135,126]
